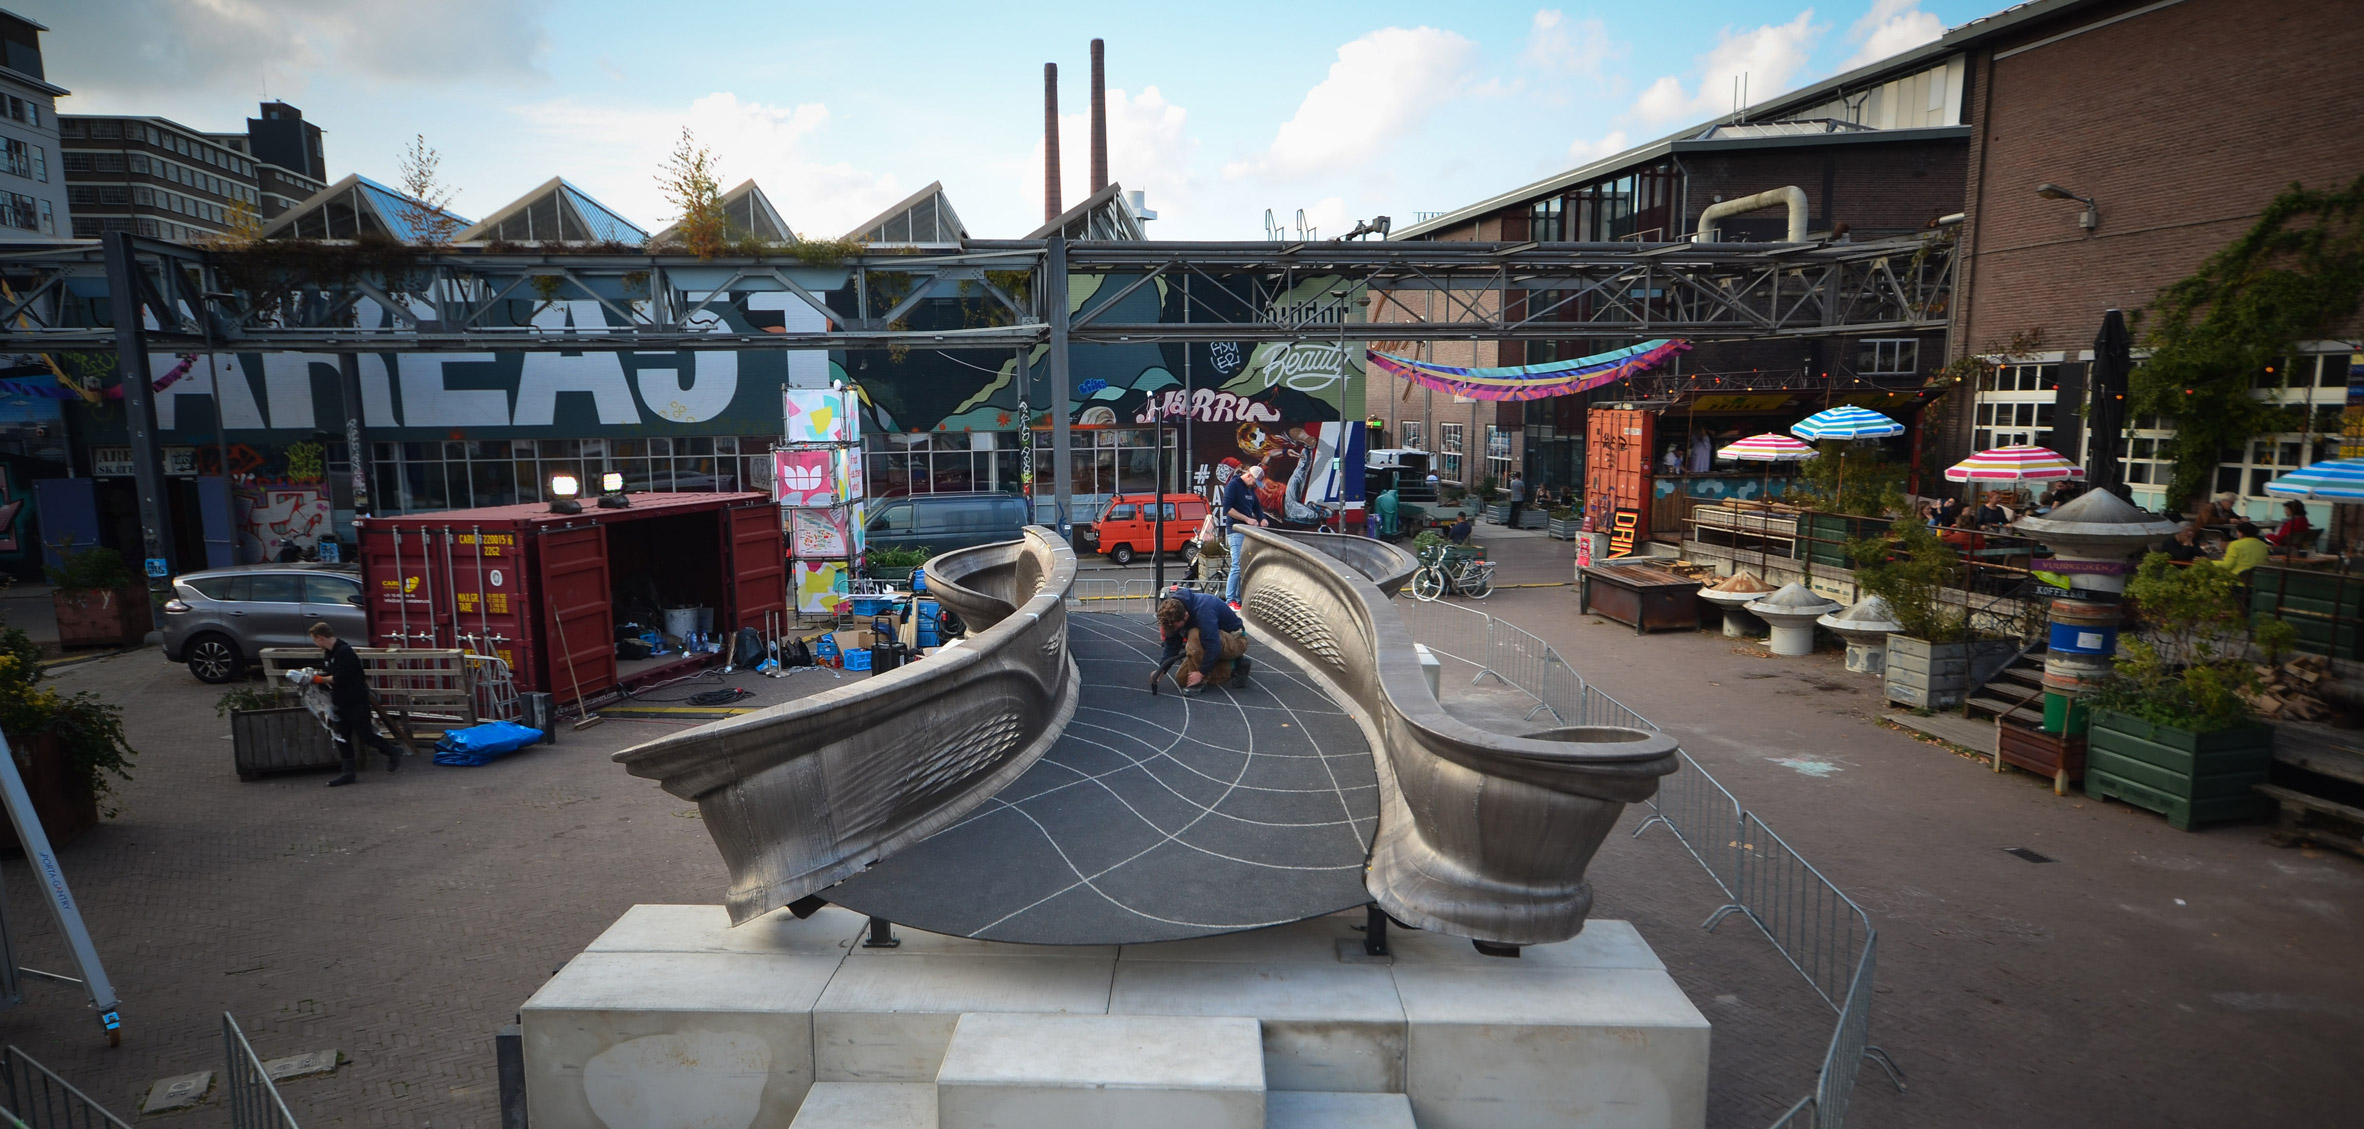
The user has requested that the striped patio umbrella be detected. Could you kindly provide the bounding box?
[1945,445,2085,483]
[1790,405,1906,442]
[1717,433,1820,462]
[2265,458,2364,502]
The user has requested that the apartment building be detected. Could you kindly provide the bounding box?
[0,8,68,243]
[59,101,326,242]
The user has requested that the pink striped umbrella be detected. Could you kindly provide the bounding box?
[1945,445,2085,483]
[1716,433,1819,462]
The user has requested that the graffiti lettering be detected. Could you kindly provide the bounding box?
[1132,389,1283,424]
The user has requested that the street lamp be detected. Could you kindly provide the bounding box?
[2035,183,2099,232]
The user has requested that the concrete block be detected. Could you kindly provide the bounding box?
[1393,965,1709,1129]
[1382,918,1666,971]
[935,1013,1264,1129]
[1414,643,1442,699]
[1115,916,1361,965]
[522,951,844,1129]
[1267,1090,1419,1129]
[789,1081,937,1128]
[141,1071,211,1114]
[585,903,869,956]
[813,953,1114,1082]
[1111,959,1404,1092]
[847,925,1117,961]
[261,1048,339,1082]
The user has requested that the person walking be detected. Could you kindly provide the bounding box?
[1223,464,1267,608]
[298,621,404,786]
[1153,587,1251,694]
[1507,473,1528,527]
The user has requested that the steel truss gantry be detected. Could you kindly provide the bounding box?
[0,231,1954,355]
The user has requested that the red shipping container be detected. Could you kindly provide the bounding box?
[354,492,786,699]
[1585,408,1654,557]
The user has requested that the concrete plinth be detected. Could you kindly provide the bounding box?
[522,906,1708,1129]
[934,1013,1264,1129]
[1267,1090,1419,1128]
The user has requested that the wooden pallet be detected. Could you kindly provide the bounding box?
[2256,784,2364,860]
[258,647,477,735]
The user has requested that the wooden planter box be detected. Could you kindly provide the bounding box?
[53,586,152,649]
[231,706,341,780]
[1547,517,1581,541]
[1995,716,2088,796]
[1515,508,1549,529]
[1,732,97,852]
[2086,708,2275,831]
[1883,635,2020,711]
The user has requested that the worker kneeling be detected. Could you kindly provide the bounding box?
[1154,588,1252,694]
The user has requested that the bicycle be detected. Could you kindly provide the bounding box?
[1410,543,1495,601]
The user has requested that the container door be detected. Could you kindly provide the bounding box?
[1585,408,1653,557]
[536,525,615,699]
[724,503,787,636]
[357,522,447,648]
[445,524,535,679]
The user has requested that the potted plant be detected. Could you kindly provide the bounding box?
[47,546,151,649]
[2081,554,2294,830]
[866,545,931,584]
[218,684,340,781]
[1851,519,2016,710]
[1547,507,1582,540]
[0,628,137,847]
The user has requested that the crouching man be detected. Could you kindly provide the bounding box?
[1153,588,1252,694]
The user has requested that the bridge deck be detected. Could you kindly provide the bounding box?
[826,612,1377,944]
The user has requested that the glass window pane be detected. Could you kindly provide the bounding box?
[247,574,301,603]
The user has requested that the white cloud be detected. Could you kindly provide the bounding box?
[1523,10,1612,77]
[1629,11,1822,124]
[39,0,553,107]
[1567,130,1630,164]
[497,92,903,239]
[1842,0,1946,70]
[1226,26,1476,182]
[1036,85,1198,231]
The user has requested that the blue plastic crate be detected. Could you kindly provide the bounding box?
[842,648,873,672]
[848,597,896,616]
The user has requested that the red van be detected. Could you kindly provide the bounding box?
[1081,493,1209,564]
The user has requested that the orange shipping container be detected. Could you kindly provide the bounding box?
[1585,408,1654,557]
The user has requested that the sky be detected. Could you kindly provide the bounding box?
[24,0,2000,241]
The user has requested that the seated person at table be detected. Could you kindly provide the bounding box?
[1935,496,1963,527]
[1938,513,1985,550]
[1977,493,2015,526]
[2266,499,2313,551]
[2160,522,2205,562]
[2216,522,2269,575]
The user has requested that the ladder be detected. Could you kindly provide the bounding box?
[0,732,123,1045]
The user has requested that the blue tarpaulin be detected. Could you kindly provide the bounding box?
[432,721,545,767]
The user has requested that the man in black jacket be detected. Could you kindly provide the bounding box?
[302,622,404,786]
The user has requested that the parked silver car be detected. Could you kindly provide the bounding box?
[160,564,367,683]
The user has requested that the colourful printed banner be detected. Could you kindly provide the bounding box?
[783,388,856,444]
[774,450,839,506]
[789,507,850,557]
[1365,339,1689,402]
[0,354,195,401]
[794,560,847,615]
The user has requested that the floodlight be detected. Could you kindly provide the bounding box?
[601,471,624,494]
[549,473,583,514]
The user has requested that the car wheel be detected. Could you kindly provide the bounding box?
[187,634,244,683]
[1108,544,1135,565]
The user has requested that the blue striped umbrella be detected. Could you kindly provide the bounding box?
[1790,405,1906,442]
[2265,458,2364,502]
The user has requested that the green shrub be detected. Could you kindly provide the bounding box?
[1847,517,1963,641]
[868,545,931,570]
[0,627,136,816]
[2082,553,2283,733]
[45,546,134,592]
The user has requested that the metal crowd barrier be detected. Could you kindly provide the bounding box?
[1395,598,1657,732]
[1390,595,1898,1129]
[0,1045,132,1129]
[1635,749,1904,1129]
[223,1013,302,1129]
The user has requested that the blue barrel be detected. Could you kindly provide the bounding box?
[2048,620,2119,655]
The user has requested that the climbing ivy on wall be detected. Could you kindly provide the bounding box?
[2131,175,2364,504]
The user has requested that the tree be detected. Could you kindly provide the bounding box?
[657,128,727,260]
[2131,176,2364,504]
[395,134,462,247]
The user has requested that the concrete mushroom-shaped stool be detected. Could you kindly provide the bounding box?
[2011,488,2181,597]
[1698,582,1772,638]
[1745,583,1842,657]
[1817,596,1904,674]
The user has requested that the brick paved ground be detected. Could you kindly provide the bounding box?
[0,532,2355,1127]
